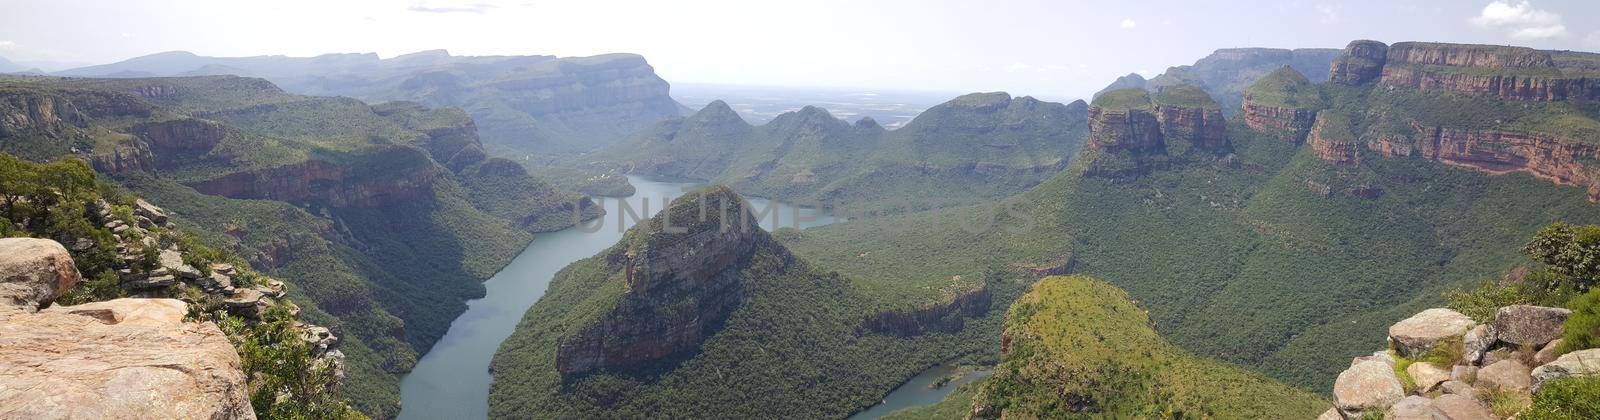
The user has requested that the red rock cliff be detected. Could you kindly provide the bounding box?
[1368,121,1600,201]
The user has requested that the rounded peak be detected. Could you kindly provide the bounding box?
[1117,72,1147,82]
[1153,84,1219,109]
[147,51,199,58]
[1090,88,1152,110]
[1066,99,1089,111]
[853,116,883,130]
[689,100,746,124]
[1341,40,1390,59]
[946,92,1013,108]
[1263,65,1312,84]
[771,105,840,126]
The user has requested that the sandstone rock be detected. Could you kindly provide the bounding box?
[1408,362,1451,392]
[210,263,236,275]
[1439,380,1476,399]
[202,272,235,294]
[1462,324,1495,365]
[124,274,176,290]
[158,249,203,280]
[0,238,82,310]
[1477,359,1532,392]
[1334,360,1406,416]
[224,288,270,320]
[1388,308,1476,358]
[1535,339,1565,365]
[1386,395,1432,420]
[1430,393,1494,420]
[1352,350,1397,368]
[133,198,168,224]
[0,298,254,419]
[1493,305,1571,348]
[1316,407,1340,420]
[301,324,338,358]
[1329,40,1388,85]
[1451,365,1477,384]
[1531,348,1600,391]
[258,279,286,299]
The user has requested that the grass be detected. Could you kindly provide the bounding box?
[1154,84,1220,109]
[1092,88,1153,110]
[1243,66,1324,109]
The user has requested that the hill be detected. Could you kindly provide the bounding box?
[591,92,1089,213]
[1100,47,1340,116]
[55,50,684,157]
[0,74,601,417]
[967,275,1327,418]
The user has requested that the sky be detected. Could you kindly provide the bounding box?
[3,0,1599,100]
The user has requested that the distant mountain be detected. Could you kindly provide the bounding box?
[1091,72,1147,101]
[0,55,24,73]
[595,92,1089,213]
[55,50,684,156]
[1099,47,1340,116]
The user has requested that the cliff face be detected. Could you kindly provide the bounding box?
[862,282,991,336]
[1084,99,1165,178]
[1241,66,1323,142]
[1308,111,1361,165]
[1153,85,1229,153]
[1084,86,1231,178]
[1329,40,1389,85]
[1329,41,1600,101]
[554,187,779,376]
[186,152,444,208]
[1368,124,1600,201]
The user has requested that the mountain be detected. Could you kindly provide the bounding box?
[489,185,1013,418]
[55,50,684,157]
[1091,72,1147,100]
[965,275,1327,418]
[593,92,1089,213]
[0,74,602,417]
[775,39,1600,400]
[1103,47,1341,116]
[0,55,24,73]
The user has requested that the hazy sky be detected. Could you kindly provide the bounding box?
[4,0,1599,100]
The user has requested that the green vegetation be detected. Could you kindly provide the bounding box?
[1090,88,1152,110]
[1525,375,1600,419]
[1561,288,1600,352]
[970,275,1326,418]
[591,93,1088,214]
[1153,84,1220,109]
[1244,66,1324,108]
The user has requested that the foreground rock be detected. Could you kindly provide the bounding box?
[1333,360,1405,417]
[0,238,81,310]
[1493,305,1571,348]
[1388,308,1475,357]
[1531,348,1600,391]
[0,298,255,419]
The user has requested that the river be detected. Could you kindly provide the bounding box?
[396,175,839,419]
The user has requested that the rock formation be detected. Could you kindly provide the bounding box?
[862,281,991,336]
[1323,305,1592,419]
[554,186,786,376]
[1083,88,1166,178]
[1328,40,1600,101]
[1329,40,1389,86]
[1367,122,1600,202]
[1307,111,1361,165]
[1240,66,1322,142]
[1152,84,1229,153]
[0,238,254,419]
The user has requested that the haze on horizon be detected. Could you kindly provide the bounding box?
[4,0,1599,100]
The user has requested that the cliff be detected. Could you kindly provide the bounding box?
[1241,66,1323,142]
[1144,47,1340,114]
[1152,84,1229,153]
[1367,122,1600,201]
[186,147,445,208]
[862,281,991,336]
[1308,111,1361,165]
[0,238,255,419]
[1083,89,1165,178]
[554,186,783,376]
[1329,41,1600,102]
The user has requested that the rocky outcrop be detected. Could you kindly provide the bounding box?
[1307,111,1361,165]
[1092,73,1147,101]
[1323,305,1590,418]
[0,237,254,419]
[1359,42,1600,101]
[1329,40,1389,86]
[1374,124,1600,201]
[1242,103,1318,142]
[1084,89,1166,178]
[862,281,991,336]
[0,88,86,138]
[186,150,444,208]
[1152,85,1228,153]
[555,187,780,376]
[0,238,81,310]
[1240,66,1322,142]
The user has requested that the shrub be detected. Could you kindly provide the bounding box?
[1523,375,1600,419]
[1559,288,1600,353]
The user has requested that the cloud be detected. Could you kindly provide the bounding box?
[1587,31,1600,47]
[1119,19,1137,29]
[0,41,14,49]
[1469,1,1568,40]
[408,1,497,14]
[1316,3,1341,24]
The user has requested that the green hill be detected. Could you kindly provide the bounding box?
[970,275,1326,418]
[592,92,1088,214]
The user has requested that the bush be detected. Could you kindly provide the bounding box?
[1559,288,1600,353]
[1524,375,1600,419]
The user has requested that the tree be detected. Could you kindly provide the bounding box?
[1524,222,1600,293]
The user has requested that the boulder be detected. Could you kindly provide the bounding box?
[223,288,271,320]
[1389,308,1476,357]
[124,274,176,290]
[1352,350,1396,368]
[1334,360,1406,416]
[1407,362,1451,392]
[1386,395,1432,420]
[1531,348,1600,391]
[1462,324,1495,364]
[158,249,202,280]
[1316,408,1340,420]
[0,238,82,310]
[1429,394,1494,420]
[1534,338,1565,365]
[1450,365,1477,383]
[0,298,255,418]
[1493,305,1571,348]
[1439,380,1477,399]
[1476,359,1532,392]
[133,198,168,224]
